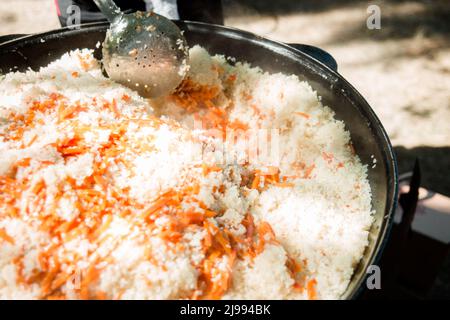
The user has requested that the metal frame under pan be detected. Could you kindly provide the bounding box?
[0,21,398,300]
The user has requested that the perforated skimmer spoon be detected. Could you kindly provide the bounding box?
[93,0,189,98]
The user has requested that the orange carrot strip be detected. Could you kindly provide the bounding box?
[295,111,310,119]
[306,279,317,300]
[0,228,14,244]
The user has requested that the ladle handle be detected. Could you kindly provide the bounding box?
[93,0,122,23]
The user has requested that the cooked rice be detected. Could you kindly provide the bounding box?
[0,46,372,300]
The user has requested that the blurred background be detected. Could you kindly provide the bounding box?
[0,0,449,298]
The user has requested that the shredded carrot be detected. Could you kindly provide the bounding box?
[322,151,334,164]
[41,262,61,297]
[202,164,222,176]
[250,104,263,117]
[77,53,92,71]
[14,157,31,168]
[306,279,318,300]
[251,174,260,190]
[50,272,71,293]
[243,92,252,101]
[46,294,67,300]
[0,228,14,244]
[227,74,237,82]
[121,94,131,102]
[228,119,249,131]
[58,102,87,122]
[91,214,113,239]
[32,180,46,194]
[293,282,304,293]
[103,99,120,117]
[25,134,38,147]
[250,167,285,190]
[160,229,182,243]
[96,291,107,300]
[286,256,302,277]
[303,164,315,179]
[203,221,213,251]
[295,111,310,119]
[242,213,255,243]
[258,221,276,243]
[171,79,220,112]
[202,210,217,218]
[179,211,204,226]
[79,262,101,300]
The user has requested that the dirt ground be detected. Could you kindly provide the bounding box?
[0,0,449,195]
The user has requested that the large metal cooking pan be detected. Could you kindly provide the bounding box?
[0,21,398,299]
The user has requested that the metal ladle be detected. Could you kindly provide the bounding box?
[93,0,189,98]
